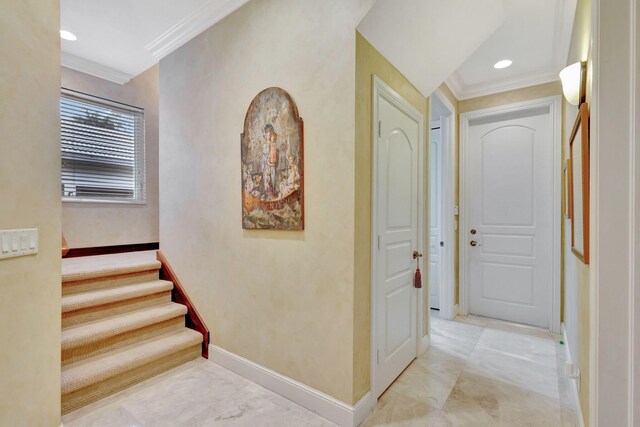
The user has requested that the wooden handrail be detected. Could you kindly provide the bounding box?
[157,250,210,358]
[64,242,159,258]
[62,233,69,257]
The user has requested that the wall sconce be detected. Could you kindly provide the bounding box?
[559,61,587,106]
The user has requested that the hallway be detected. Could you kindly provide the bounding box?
[362,311,578,426]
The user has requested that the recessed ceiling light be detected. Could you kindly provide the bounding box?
[60,30,77,41]
[494,59,512,69]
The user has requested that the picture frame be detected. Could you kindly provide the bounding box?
[569,103,590,263]
[240,87,304,230]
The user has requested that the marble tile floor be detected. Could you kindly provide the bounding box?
[62,358,337,427]
[63,312,578,427]
[361,310,579,427]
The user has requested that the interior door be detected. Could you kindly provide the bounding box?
[375,89,420,398]
[466,110,552,328]
[429,125,442,310]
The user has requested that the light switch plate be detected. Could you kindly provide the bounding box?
[0,229,38,259]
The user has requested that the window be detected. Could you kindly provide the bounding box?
[60,89,145,203]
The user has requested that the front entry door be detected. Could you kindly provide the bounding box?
[374,80,422,398]
[466,109,553,328]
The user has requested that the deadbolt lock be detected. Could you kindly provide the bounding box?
[470,229,477,235]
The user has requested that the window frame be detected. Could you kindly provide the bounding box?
[60,88,146,205]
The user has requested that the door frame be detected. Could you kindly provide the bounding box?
[430,89,457,321]
[370,75,425,398]
[459,95,562,334]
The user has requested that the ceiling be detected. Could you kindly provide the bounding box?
[357,0,505,98]
[61,0,576,97]
[60,0,250,84]
[446,0,577,100]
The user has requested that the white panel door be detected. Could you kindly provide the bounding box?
[375,93,420,397]
[466,111,552,328]
[429,126,442,310]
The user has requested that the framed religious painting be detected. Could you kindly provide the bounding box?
[240,87,304,230]
[569,103,590,264]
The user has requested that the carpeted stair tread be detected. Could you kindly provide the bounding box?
[61,328,202,394]
[62,251,161,283]
[62,280,174,313]
[62,303,187,351]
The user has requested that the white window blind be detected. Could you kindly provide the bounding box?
[60,89,145,203]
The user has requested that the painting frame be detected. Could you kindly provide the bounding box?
[569,103,590,263]
[563,159,572,219]
[240,87,304,230]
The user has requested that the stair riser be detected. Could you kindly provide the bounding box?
[62,344,201,415]
[63,292,172,328]
[62,270,160,296]
[62,317,185,366]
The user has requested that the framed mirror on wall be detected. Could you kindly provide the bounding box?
[569,103,590,264]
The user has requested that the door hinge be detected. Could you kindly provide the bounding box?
[378,120,382,137]
[377,349,379,364]
[377,235,381,251]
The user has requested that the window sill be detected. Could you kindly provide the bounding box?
[62,197,147,206]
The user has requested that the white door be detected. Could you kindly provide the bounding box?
[374,84,422,398]
[466,110,552,328]
[429,125,442,310]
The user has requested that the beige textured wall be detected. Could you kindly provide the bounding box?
[159,0,374,405]
[0,0,62,424]
[61,66,160,248]
[563,0,592,422]
[355,32,429,402]
[458,81,562,113]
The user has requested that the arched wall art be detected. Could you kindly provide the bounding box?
[241,87,304,230]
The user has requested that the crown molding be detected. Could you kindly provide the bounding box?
[448,68,560,100]
[553,0,578,70]
[145,0,250,60]
[61,52,133,85]
[444,73,465,100]
[444,0,576,101]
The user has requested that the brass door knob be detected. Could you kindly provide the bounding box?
[470,241,478,247]
[412,251,423,259]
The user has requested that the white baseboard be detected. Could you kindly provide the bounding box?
[210,345,375,427]
[420,334,431,354]
[561,324,585,427]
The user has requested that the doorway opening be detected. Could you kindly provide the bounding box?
[428,89,456,332]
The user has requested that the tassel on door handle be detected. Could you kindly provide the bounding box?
[412,250,423,288]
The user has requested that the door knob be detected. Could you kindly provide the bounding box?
[470,241,478,247]
[412,251,423,259]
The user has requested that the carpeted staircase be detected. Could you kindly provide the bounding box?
[61,250,203,414]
